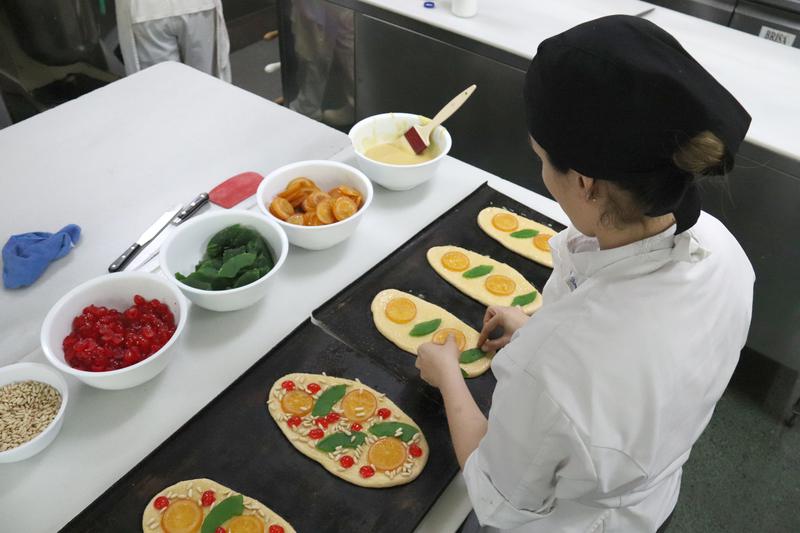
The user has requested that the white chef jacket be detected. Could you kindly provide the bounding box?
[116,0,231,81]
[463,212,754,532]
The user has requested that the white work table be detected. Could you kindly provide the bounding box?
[0,63,566,532]
[360,0,800,160]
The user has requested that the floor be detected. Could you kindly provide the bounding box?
[230,38,282,103]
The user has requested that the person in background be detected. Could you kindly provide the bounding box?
[116,0,231,82]
[415,15,754,533]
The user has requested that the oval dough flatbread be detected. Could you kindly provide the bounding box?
[142,478,294,533]
[371,289,494,377]
[477,207,558,268]
[268,373,429,488]
[426,245,542,315]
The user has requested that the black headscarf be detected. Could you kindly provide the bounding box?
[524,15,751,233]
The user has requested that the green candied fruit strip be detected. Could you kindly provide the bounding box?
[316,431,367,452]
[368,422,419,443]
[218,252,256,278]
[510,229,539,238]
[463,265,493,279]
[206,224,242,258]
[232,268,262,288]
[459,348,487,364]
[409,319,441,337]
[311,384,347,417]
[511,291,538,307]
[200,494,244,533]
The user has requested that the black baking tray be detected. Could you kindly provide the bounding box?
[313,183,566,413]
[60,320,459,533]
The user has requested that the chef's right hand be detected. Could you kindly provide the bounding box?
[477,305,529,353]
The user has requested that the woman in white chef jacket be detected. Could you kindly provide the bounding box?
[116,0,231,82]
[415,16,755,533]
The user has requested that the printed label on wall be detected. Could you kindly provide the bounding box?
[758,26,797,47]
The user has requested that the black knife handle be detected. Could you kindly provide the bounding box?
[173,192,210,224]
[108,243,142,273]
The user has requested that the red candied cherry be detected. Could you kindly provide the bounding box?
[287,416,302,428]
[409,444,423,458]
[309,428,325,440]
[215,527,226,533]
[306,383,321,394]
[201,490,216,506]
[134,294,146,306]
[325,412,340,424]
[350,423,363,432]
[269,526,285,533]
[314,417,328,429]
[377,408,391,420]
[339,455,355,469]
[153,496,169,510]
[280,380,296,391]
[359,466,375,478]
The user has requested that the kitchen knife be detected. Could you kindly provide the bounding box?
[108,204,183,273]
[126,193,211,271]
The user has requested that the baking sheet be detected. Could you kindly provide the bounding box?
[60,320,458,533]
[312,183,566,413]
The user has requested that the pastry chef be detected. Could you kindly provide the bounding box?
[415,15,754,533]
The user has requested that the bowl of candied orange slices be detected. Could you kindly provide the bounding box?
[257,160,373,250]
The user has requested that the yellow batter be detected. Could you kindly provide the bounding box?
[364,139,437,165]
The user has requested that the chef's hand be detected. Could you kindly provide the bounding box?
[416,334,462,388]
[477,305,529,352]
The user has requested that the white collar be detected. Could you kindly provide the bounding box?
[551,223,710,289]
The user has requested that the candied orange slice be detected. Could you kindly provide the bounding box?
[269,197,294,221]
[281,390,314,416]
[333,196,358,221]
[161,499,203,533]
[440,251,470,272]
[485,275,516,296]
[533,234,552,252]
[285,213,305,225]
[341,389,377,422]
[432,328,467,351]
[303,212,322,226]
[302,191,330,213]
[288,188,316,208]
[385,297,417,324]
[492,212,519,232]
[286,177,316,191]
[227,515,265,533]
[316,199,335,224]
[368,437,407,471]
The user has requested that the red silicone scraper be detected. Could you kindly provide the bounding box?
[209,172,264,208]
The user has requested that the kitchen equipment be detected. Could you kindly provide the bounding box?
[256,160,373,250]
[403,85,476,154]
[0,362,68,463]
[159,210,289,312]
[208,171,264,208]
[108,204,182,273]
[58,320,459,533]
[125,193,210,271]
[349,113,452,191]
[312,183,563,396]
[40,272,188,390]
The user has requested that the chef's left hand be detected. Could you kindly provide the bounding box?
[416,334,462,388]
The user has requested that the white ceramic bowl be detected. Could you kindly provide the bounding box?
[348,112,452,191]
[41,272,188,390]
[160,210,288,312]
[0,362,68,463]
[256,160,373,250]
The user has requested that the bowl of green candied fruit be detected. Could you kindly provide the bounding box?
[160,211,288,312]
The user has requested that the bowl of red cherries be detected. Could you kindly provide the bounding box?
[40,272,188,390]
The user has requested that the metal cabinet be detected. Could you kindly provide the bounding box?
[644,0,737,25]
[731,1,800,47]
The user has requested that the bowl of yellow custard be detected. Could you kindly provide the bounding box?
[349,113,452,191]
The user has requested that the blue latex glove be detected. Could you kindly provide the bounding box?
[2,224,81,289]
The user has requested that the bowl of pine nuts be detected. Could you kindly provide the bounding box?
[0,362,68,463]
